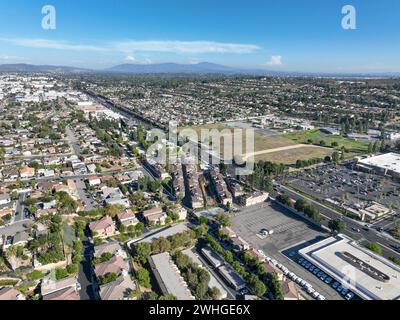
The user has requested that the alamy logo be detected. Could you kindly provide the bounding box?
[342,5,357,30]
[42,5,57,30]
[146,122,255,176]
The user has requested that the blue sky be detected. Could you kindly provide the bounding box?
[0,0,399,72]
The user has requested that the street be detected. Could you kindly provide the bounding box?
[78,232,97,300]
[275,184,400,260]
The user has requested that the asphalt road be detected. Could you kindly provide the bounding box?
[74,178,98,211]
[275,184,400,260]
[0,220,31,236]
[66,125,82,157]
[14,192,27,223]
[78,232,97,300]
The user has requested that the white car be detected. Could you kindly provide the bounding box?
[312,292,320,299]
[318,295,326,300]
[306,287,315,294]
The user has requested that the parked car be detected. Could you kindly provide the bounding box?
[325,277,333,284]
[306,287,315,294]
[332,282,340,289]
[312,292,320,299]
[239,288,249,296]
[345,292,354,300]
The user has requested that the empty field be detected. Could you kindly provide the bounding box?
[179,123,295,158]
[253,145,334,164]
[283,130,369,154]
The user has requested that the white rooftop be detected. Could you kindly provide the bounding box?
[359,153,400,174]
[299,234,400,300]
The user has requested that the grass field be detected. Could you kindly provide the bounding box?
[283,129,369,154]
[253,146,334,164]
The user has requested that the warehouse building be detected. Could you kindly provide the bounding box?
[299,234,400,300]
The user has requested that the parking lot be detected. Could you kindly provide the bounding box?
[232,202,326,252]
[286,164,400,213]
[231,202,344,300]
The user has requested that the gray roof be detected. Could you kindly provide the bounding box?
[94,242,123,258]
[99,274,136,300]
[149,252,194,300]
[0,193,10,201]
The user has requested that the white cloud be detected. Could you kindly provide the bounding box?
[114,40,260,55]
[125,55,136,62]
[266,55,283,66]
[0,38,261,57]
[0,38,106,52]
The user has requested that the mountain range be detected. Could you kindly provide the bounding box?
[0,63,398,77]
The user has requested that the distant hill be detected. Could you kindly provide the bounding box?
[105,62,243,74]
[0,63,398,78]
[0,63,90,73]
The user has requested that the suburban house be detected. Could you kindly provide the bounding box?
[94,255,129,279]
[101,187,130,208]
[2,168,19,180]
[117,209,139,227]
[99,272,136,300]
[0,287,26,300]
[0,193,11,206]
[142,207,167,226]
[41,276,81,300]
[89,216,116,238]
[87,176,101,186]
[0,208,14,220]
[174,205,188,221]
[19,167,35,179]
[94,242,127,260]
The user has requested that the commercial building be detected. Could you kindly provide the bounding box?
[299,234,400,300]
[357,153,400,177]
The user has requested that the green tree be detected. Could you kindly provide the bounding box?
[328,219,346,233]
[133,242,152,264]
[136,268,151,288]
[367,242,382,255]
